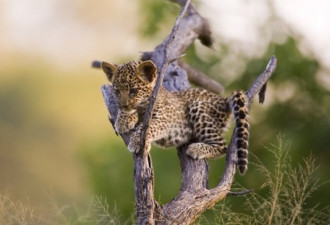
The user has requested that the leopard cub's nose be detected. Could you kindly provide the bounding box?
[121,104,129,110]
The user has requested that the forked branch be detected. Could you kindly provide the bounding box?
[159,56,276,224]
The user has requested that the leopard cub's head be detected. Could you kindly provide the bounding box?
[101,60,157,112]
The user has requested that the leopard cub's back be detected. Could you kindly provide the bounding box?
[182,89,231,133]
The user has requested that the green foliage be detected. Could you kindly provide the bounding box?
[139,0,179,37]
[199,136,330,225]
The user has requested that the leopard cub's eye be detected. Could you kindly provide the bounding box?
[129,88,138,96]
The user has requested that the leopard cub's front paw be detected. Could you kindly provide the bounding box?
[128,134,152,154]
[128,134,141,154]
[115,112,138,133]
[115,120,136,133]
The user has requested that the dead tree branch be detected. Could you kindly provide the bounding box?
[99,0,277,224]
[228,189,254,196]
[246,56,277,107]
[179,60,224,94]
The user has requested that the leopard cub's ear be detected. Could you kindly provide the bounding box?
[137,60,157,83]
[101,62,117,84]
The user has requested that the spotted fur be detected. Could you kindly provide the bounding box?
[101,60,250,174]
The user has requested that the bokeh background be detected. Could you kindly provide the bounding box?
[1,0,329,222]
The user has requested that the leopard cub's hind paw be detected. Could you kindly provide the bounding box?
[186,143,207,160]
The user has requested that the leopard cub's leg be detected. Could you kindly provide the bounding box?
[128,120,167,154]
[230,91,250,174]
[186,101,229,160]
[115,110,139,133]
[186,139,227,160]
[128,125,149,154]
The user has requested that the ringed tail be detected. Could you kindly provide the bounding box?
[230,91,250,174]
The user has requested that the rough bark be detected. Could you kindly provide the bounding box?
[99,0,277,224]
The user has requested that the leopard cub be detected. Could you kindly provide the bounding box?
[101,60,250,174]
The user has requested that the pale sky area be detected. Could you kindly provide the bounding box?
[1,0,330,72]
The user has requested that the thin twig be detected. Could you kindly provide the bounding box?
[139,0,192,155]
[228,189,254,196]
[246,56,277,108]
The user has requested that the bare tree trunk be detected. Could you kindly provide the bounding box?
[99,0,277,224]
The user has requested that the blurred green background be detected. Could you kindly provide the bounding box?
[1,0,329,222]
